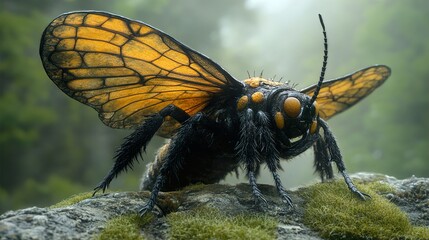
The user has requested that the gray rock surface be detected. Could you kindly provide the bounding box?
[0,173,428,239]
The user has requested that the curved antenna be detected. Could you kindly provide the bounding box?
[310,14,328,105]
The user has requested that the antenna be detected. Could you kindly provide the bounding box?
[310,14,328,105]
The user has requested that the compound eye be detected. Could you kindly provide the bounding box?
[283,97,301,118]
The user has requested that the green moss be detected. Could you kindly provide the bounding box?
[97,213,154,240]
[361,181,396,194]
[167,207,278,240]
[302,181,429,239]
[49,192,93,208]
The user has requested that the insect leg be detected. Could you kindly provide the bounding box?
[248,171,267,207]
[313,136,334,182]
[319,119,370,200]
[255,111,293,207]
[139,113,209,215]
[93,104,190,195]
[236,109,268,207]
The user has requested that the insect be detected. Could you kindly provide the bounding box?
[40,11,391,215]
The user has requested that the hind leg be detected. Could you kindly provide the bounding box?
[139,113,223,215]
[93,105,189,195]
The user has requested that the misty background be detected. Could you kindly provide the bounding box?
[1,0,428,213]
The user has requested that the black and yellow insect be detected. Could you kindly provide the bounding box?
[40,11,391,215]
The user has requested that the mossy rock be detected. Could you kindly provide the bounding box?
[49,191,93,209]
[97,213,154,240]
[1,173,428,239]
[302,181,428,239]
[167,207,277,240]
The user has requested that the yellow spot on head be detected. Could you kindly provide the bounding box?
[244,78,261,88]
[249,81,260,88]
[251,92,264,103]
[237,95,248,111]
[310,120,318,134]
[243,77,284,87]
[284,97,301,118]
[274,112,285,129]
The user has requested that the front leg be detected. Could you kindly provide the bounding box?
[235,109,268,207]
[255,111,293,207]
[319,119,370,200]
[313,136,334,182]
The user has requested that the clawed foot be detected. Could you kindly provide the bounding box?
[252,192,269,210]
[92,181,108,197]
[139,205,151,217]
[352,189,371,200]
[251,190,294,210]
[272,172,294,208]
[341,171,371,201]
[139,200,157,217]
[92,173,115,197]
[278,191,294,208]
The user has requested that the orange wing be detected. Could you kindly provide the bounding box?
[40,11,241,135]
[301,65,391,120]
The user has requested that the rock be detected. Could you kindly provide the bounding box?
[0,173,428,239]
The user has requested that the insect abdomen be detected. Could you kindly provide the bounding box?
[141,134,239,191]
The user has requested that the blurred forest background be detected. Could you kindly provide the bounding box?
[1,0,428,213]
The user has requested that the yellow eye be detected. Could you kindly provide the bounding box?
[283,97,301,118]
